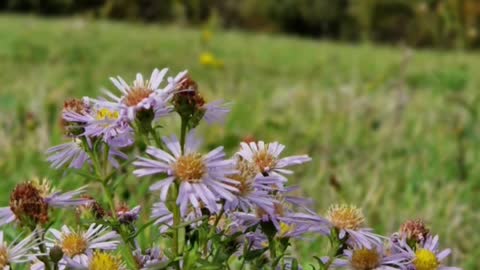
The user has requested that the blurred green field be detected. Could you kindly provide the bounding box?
[1,15,479,269]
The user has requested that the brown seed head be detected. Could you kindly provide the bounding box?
[9,182,49,226]
[253,149,277,174]
[172,75,205,110]
[400,219,430,243]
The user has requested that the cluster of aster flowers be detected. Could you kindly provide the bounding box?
[0,68,461,270]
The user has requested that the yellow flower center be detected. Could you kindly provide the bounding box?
[230,159,257,196]
[173,153,206,183]
[350,248,380,270]
[0,246,9,268]
[278,222,295,238]
[326,204,365,230]
[414,249,439,270]
[61,233,88,257]
[96,108,120,121]
[123,87,152,107]
[89,252,122,270]
[253,150,277,174]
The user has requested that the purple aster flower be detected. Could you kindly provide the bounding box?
[0,230,42,267]
[402,235,460,270]
[133,247,168,270]
[46,139,89,169]
[150,202,203,233]
[0,179,90,226]
[63,105,134,148]
[203,100,230,124]
[65,251,125,270]
[331,244,409,270]
[116,205,141,224]
[325,204,383,249]
[224,158,278,213]
[49,224,121,264]
[236,141,311,182]
[96,68,187,122]
[46,137,128,169]
[133,130,238,214]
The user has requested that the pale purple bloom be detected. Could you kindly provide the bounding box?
[203,100,230,124]
[150,202,202,233]
[46,139,89,169]
[49,224,121,264]
[46,137,127,170]
[402,235,460,270]
[0,231,42,266]
[117,205,141,224]
[133,130,238,214]
[63,105,134,148]
[331,244,409,270]
[95,68,187,122]
[65,252,125,270]
[236,141,311,182]
[133,247,168,270]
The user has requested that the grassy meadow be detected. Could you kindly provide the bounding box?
[1,15,479,269]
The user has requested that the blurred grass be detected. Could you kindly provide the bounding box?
[1,15,479,269]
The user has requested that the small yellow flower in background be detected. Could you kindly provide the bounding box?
[202,29,213,44]
[199,52,224,69]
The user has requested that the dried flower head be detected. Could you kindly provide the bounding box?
[326,204,365,231]
[9,182,49,226]
[400,219,430,244]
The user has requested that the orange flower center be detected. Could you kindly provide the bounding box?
[123,87,153,107]
[173,153,206,183]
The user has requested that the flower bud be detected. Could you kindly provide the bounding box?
[49,245,64,263]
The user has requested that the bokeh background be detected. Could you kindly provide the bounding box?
[1,0,479,269]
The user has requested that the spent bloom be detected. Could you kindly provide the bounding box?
[49,224,120,263]
[0,179,89,227]
[133,130,237,214]
[172,74,230,125]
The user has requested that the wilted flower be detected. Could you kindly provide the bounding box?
[172,74,230,126]
[0,179,89,227]
[61,98,91,136]
[326,204,383,249]
[134,130,237,214]
[49,224,121,263]
[0,231,41,268]
[236,141,311,182]
[399,219,430,245]
[66,251,125,270]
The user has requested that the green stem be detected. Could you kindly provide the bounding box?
[35,230,51,270]
[269,237,278,270]
[180,116,188,152]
